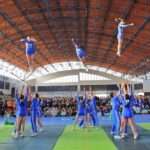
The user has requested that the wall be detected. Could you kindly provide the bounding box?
[32,81,143,97]
[0,75,23,97]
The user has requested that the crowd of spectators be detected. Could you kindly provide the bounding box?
[0,95,150,117]
[40,97,76,117]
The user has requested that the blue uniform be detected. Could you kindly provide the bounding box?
[89,98,97,113]
[84,98,99,126]
[37,100,42,118]
[111,96,121,135]
[85,99,93,114]
[22,39,36,56]
[77,97,85,116]
[77,97,99,127]
[31,98,38,133]
[76,47,86,59]
[16,95,28,117]
[117,22,131,40]
[122,96,133,118]
[89,97,99,126]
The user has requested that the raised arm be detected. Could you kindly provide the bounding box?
[76,95,80,104]
[88,86,93,99]
[89,86,93,95]
[115,84,121,96]
[24,87,29,104]
[24,86,29,98]
[30,37,37,42]
[121,83,129,95]
[120,23,134,28]
[15,89,19,100]
[15,86,24,102]
[72,38,79,49]
[83,87,87,99]
[20,86,24,95]
[20,38,26,42]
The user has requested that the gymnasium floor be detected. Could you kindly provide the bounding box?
[0,115,150,150]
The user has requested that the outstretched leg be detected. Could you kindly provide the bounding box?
[120,117,127,138]
[30,54,35,70]
[117,39,123,56]
[128,118,138,139]
[26,54,30,68]
[79,57,88,71]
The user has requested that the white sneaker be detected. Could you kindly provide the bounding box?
[39,128,44,132]
[121,133,125,139]
[134,133,138,140]
[31,132,38,137]
[114,135,121,139]
[110,131,115,135]
[20,133,25,137]
[13,132,19,139]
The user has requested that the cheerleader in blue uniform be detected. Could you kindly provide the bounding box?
[115,18,134,56]
[120,84,138,139]
[13,86,29,138]
[20,36,37,70]
[89,96,99,127]
[84,87,97,127]
[73,96,86,128]
[79,97,99,127]
[37,98,44,132]
[110,92,121,139]
[85,98,92,127]
[31,93,39,136]
[72,38,88,71]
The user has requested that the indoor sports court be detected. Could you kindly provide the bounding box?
[0,0,150,150]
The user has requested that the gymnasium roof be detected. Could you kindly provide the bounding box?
[0,0,150,81]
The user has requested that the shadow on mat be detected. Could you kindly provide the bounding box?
[0,125,65,150]
[103,125,150,150]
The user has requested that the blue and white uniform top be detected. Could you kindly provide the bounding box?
[121,95,136,118]
[85,99,93,114]
[21,39,36,56]
[117,22,131,40]
[75,47,86,59]
[16,93,28,117]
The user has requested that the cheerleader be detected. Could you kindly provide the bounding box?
[13,86,29,138]
[37,98,44,132]
[72,38,88,71]
[73,96,86,129]
[115,18,134,56]
[120,84,138,139]
[20,36,37,71]
[110,92,121,139]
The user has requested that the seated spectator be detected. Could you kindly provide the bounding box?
[61,108,67,116]
[51,107,58,117]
